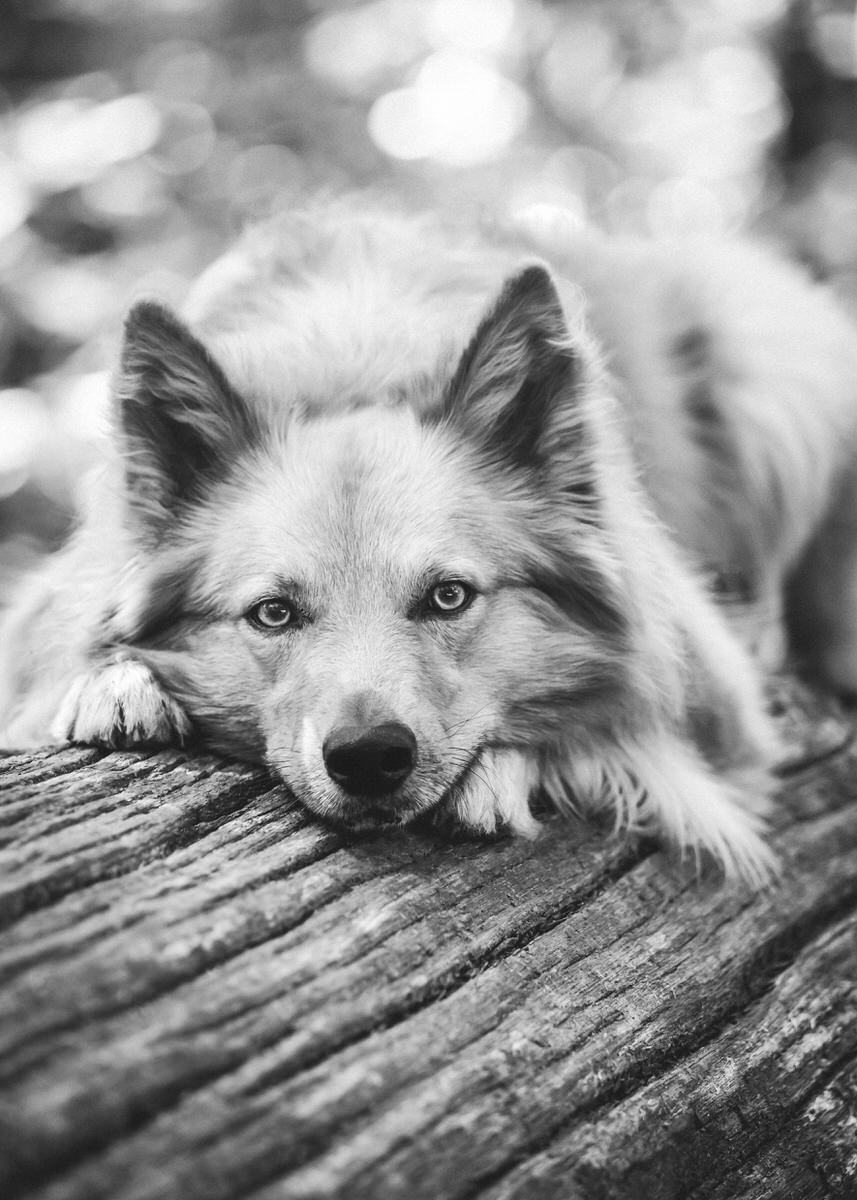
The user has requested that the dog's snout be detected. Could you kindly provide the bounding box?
[322,721,417,796]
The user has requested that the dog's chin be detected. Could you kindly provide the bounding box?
[318,795,440,833]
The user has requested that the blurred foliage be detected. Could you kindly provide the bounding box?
[1,0,857,593]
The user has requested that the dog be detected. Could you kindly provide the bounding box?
[4,197,857,885]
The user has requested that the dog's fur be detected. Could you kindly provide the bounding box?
[5,199,857,884]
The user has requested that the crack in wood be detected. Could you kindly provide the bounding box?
[685,1047,857,1199]
[468,910,857,1200]
[458,891,857,1200]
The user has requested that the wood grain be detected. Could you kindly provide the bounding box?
[1,679,855,1200]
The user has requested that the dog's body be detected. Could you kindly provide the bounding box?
[4,199,857,883]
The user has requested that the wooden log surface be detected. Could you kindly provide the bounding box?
[1,678,856,1200]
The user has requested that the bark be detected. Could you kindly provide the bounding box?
[0,678,855,1200]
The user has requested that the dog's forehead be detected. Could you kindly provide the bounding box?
[206,406,496,590]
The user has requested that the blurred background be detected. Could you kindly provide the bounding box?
[1,0,857,596]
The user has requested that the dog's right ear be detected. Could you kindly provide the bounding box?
[117,301,259,528]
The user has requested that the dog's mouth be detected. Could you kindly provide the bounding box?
[318,747,487,833]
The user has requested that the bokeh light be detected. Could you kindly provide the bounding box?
[227,144,305,215]
[424,0,518,56]
[811,9,857,76]
[15,261,119,340]
[304,1,424,95]
[0,155,30,240]
[539,15,625,120]
[369,52,530,165]
[15,94,162,190]
[0,389,50,499]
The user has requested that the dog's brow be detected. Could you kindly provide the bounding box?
[416,560,487,585]
[233,574,311,608]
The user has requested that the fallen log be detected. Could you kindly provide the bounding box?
[0,679,855,1200]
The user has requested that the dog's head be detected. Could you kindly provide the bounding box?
[112,264,636,831]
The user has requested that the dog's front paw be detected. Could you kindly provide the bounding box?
[51,659,191,750]
[449,749,541,838]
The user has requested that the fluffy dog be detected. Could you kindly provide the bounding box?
[4,199,857,884]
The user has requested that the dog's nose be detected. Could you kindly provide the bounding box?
[322,722,417,795]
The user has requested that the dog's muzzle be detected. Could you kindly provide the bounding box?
[322,721,417,797]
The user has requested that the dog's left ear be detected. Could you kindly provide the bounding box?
[117,301,259,529]
[443,264,584,471]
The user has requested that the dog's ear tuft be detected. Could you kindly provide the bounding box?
[117,301,259,528]
[443,264,584,471]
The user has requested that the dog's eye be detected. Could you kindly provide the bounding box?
[426,580,474,615]
[247,598,295,630]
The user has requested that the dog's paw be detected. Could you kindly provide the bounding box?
[51,659,191,750]
[449,749,541,838]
